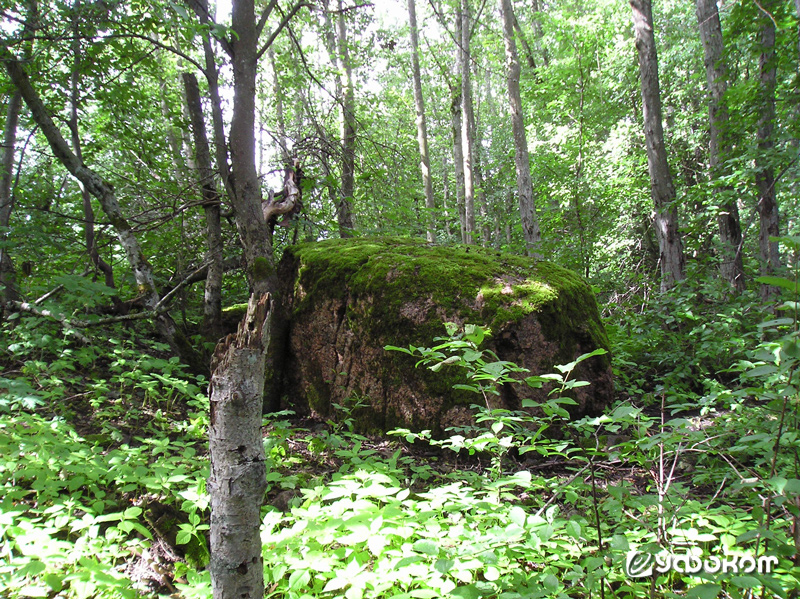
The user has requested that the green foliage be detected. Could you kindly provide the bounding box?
[0,317,210,598]
[5,289,800,598]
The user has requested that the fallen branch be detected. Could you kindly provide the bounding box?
[4,301,92,344]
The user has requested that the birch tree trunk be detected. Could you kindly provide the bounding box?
[755,2,780,299]
[695,0,745,292]
[183,72,224,340]
[500,0,540,256]
[407,0,436,242]
[459,0,476,243]
[630,0,685,291]
[451,98,467,243]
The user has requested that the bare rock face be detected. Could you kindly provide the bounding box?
[270,237,613,434]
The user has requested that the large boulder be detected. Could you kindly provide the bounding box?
[271,237,613,433]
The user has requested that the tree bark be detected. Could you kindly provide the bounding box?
[530,0,549,68]
[70,1,117,296]
[188,0,234,202]
[630,0,685,291]
[500,0,540,257]
[0,90,22,304]
[512,13,536,70]
[183,72,224,340]
[336,0,356,237]
[208,0,306,594]
[459,0,477,243]
[268,47,291,163]
[451,9,467,243]
[755,1,780,299]
[3,55,184,348]
[207,0,272,594]
[1,2,36,305]
[407,0,436,242]
[472,69,491,246]
[695,0,745,292]
[208,294,270,599]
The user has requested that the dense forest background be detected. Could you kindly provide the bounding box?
[2,0,800,597]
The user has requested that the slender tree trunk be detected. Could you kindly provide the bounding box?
[695,0,745,292]
[208,1,271,596]
[531,0,549,67]
[630,0,685,291]
[183,72,224,340]
[188,0,233,201]
[451,91,467,243]
[0,3,33,306]
[460,0,476,243]
[451,9,467,243]
[407,0,436,242]
[473,69,491,246]
[269,47,290,163]
[0,90,21,304]
[209,0,305,593]
[441,153,453,235]
[3,56,185,350]
[500,0,540,256]
[756,2,780,299]
[512,13,536,70]
[70,2,117,295]
[336,0,356,237]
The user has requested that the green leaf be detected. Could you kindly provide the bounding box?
[288,569,311,590]
[176,530,191,545]
[450,586,481,599]
[542,573,559,591]
[755,276,799,293]
[510,506,527,528]
[384,345,413,355]
[686,583,722,599]
[565,520,581,539]
[731,576,762,589]
[413,539,439,556]
[781,339,800,360]
[435,558,455,574]
[743,365,777,379]
[609,534,629,551]
[323,577,350,593]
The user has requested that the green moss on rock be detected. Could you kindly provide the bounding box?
[286,237,608,353]
[276,237,613,432]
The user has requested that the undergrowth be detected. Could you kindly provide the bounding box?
[2,245,800,598]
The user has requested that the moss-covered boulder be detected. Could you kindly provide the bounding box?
[272,237,613,433]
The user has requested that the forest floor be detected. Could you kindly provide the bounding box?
[1,307,799,598]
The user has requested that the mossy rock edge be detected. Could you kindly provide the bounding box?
[272,237,613,434]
